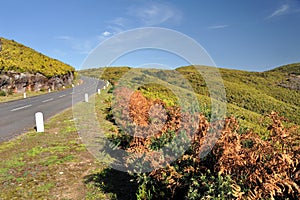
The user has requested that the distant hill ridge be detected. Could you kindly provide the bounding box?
[269,63,300,75]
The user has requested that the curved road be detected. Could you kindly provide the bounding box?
[0,76,105,142]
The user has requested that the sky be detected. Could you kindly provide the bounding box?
[0,0,300,71]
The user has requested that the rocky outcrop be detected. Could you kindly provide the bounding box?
[279,73,300,91]
[0,71,74,93]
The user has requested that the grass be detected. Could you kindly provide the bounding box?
[0,78,81,103]
[80,65,300,129]
[1,64,299,199]
[0,107,112,199]
[0,90,48,103]
[0,85,138,199]
[79,68,299,199]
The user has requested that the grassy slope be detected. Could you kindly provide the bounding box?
[0,37,75,77]
[1,69,298,198]
[268,62,300,74]
[177,65,300,124]
[79,65,300,135]
[78,66,299,199]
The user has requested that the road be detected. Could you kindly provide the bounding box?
[0,76,105,142]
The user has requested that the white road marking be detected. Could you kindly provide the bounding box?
[11,104,32,112]
[59,94,66,98]
[42,98,54,103]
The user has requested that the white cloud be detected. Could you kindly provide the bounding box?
[55,35,72,40]
[109,17,128,27]
[128,2,182,26]
[107,25,124,34]
[102,2,182,38]
[102,31,112,37]
[102,17,129,38]
[207,24,229,29]
[266,4,290,19]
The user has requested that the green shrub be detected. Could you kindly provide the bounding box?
[7,89,13,95]
[0,90,7,96]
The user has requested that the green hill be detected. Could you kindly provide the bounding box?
[268,62,300,75]
[79,65,300,199]
[177,65,300,123]
[79,64,300,134]
[0,37,75,77]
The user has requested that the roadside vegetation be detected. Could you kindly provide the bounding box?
[0,108,114,199]
[103,87,299,199]
[81,65,300,134]
[0,64,299,199]
[80,65,299,199]
[0,90,49,103]
[0,78,81,103]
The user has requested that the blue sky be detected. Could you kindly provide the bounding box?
[1,0,300,71]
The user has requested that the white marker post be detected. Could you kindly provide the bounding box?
[103,86,106,90]
[48,88,51,93]
[97,89,101,94]
[23,93,27,98]
[35,112,44,133]
[85,93,89,102]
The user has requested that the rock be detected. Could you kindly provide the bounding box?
[279,73,300,91]
[0,71,74,93]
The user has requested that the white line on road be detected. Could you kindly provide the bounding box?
[11,104,32,112]
[59,94,66,98]
[42,98,54,103]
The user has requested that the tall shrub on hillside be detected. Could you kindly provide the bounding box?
[107,87,299,199]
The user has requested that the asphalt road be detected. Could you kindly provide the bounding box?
[0,76,106,142]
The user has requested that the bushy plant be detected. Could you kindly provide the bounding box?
[105,87,299,199]
[0,90,7,96]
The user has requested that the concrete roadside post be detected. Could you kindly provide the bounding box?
[35,112,44,132]
[85,93,89,102]
[23,93,26,98]
[97,89,101,94]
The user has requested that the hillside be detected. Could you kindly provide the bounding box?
[79,65,300,199]
[0,37,76,94]
[0,37,74,77]
[267,63,300,91]
[268,62,300,75]
[80,64,300,132]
